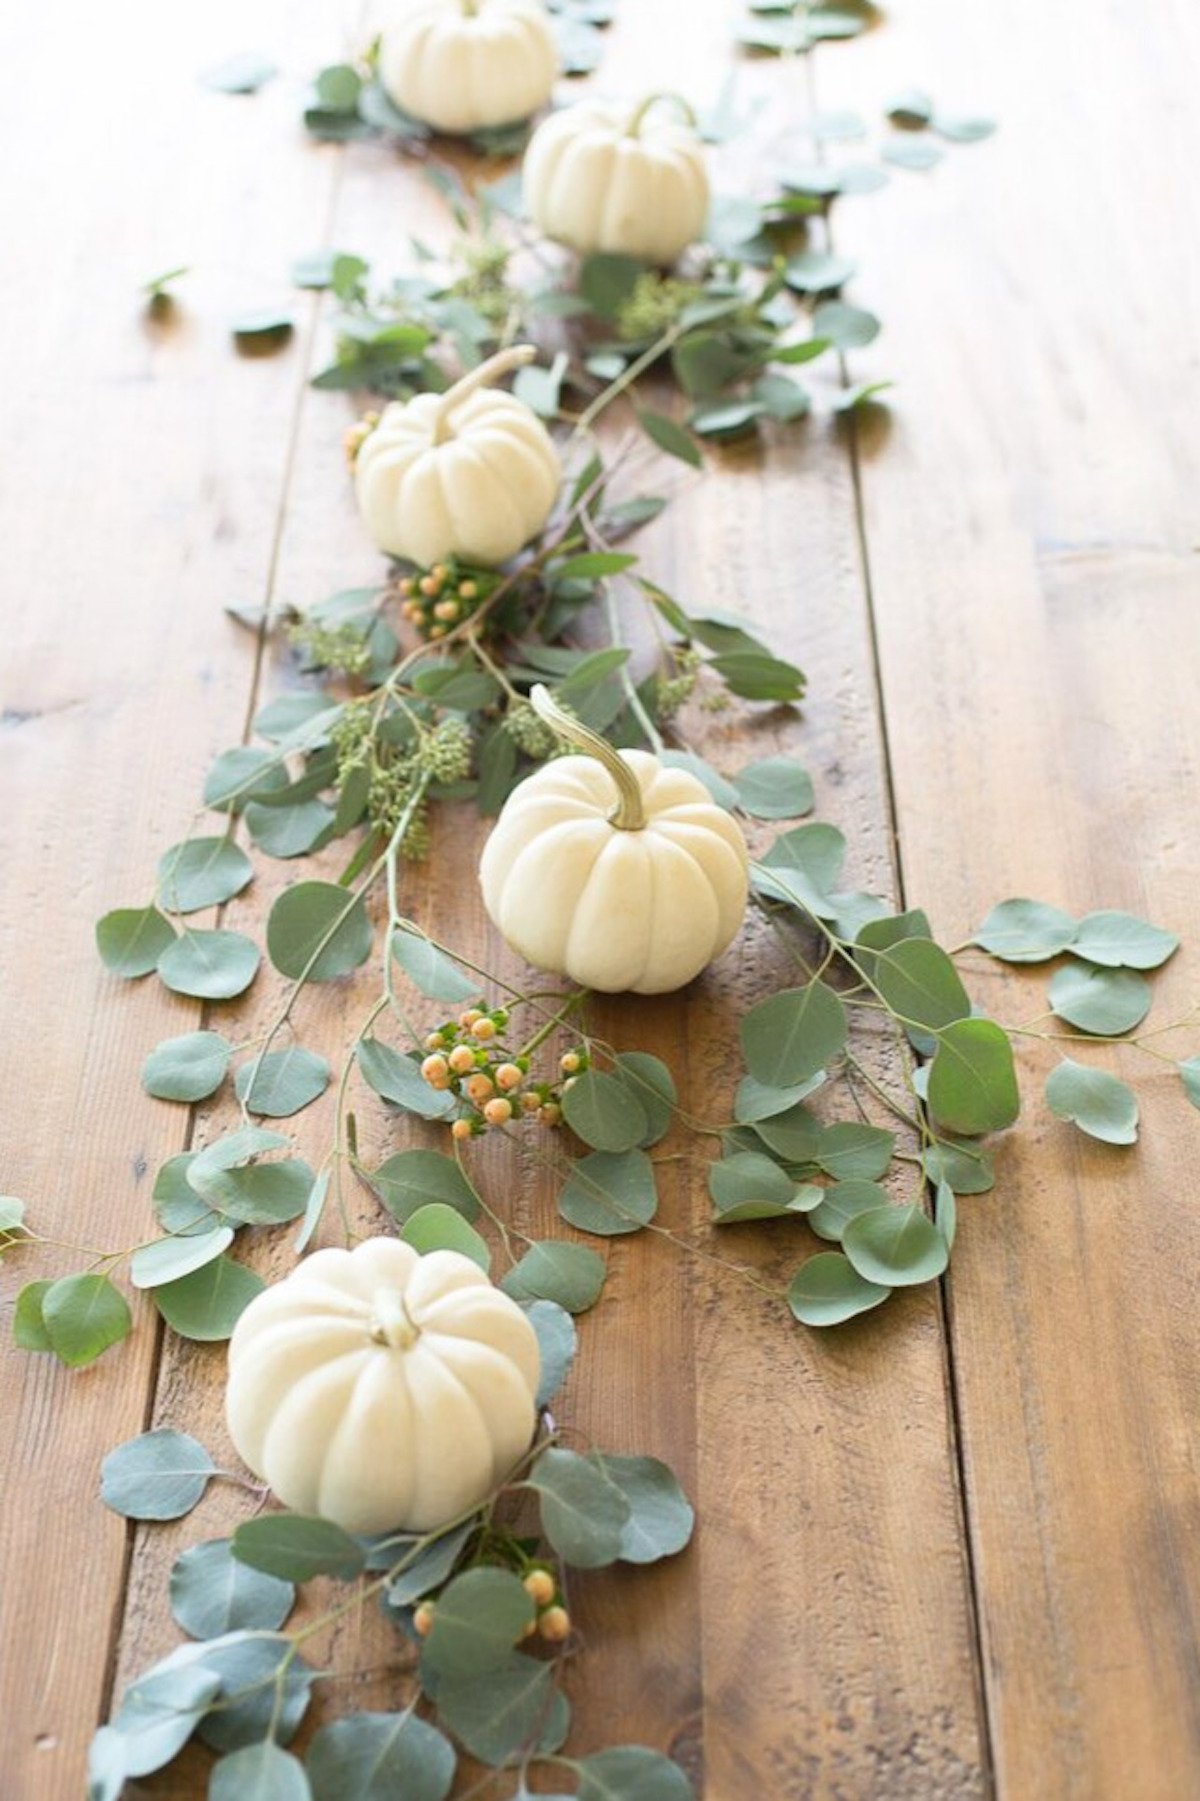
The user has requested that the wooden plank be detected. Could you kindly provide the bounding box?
[101,5,985,1796]
[0,3,341,1795]
[821,0,1200,1793]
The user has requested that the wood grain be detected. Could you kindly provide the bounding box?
[0,3,339,1795]
[822,0,1200,1794]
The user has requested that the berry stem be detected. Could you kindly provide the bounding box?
[529,684,647,830]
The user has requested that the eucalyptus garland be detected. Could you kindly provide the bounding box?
[2,12,1135,1801]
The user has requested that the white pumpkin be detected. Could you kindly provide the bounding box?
[379,0,558,136]
[480,686,749,993]
[355,346,560,568]
[524,94,710,266]
[225,1239,540,1535]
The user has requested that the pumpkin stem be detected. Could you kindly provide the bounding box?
[430,345,537,445]
[626,93,697,138]
[530,684,647,831]
[461,0,481,14]
[370,1290,421,1350]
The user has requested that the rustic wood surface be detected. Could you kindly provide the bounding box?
[1,0,1196,1796]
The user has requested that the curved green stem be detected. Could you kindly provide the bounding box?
[431,344,535,444]
[530,684,646,829]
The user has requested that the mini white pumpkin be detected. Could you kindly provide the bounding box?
[379,0,558,137]
[225,1239,540,1535]
[523,94,710,266]
[355,346,560,568]
[480,686,749,993]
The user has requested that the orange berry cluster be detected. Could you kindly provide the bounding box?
[411,1565,569,1645]
[396,560,498,641]
[420,1009,590,1139]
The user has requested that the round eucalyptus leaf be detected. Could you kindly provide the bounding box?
[267,881,373,981]
[1048,963,1152,1037]
[578,1747,693,1800]
[1045,1058,1139,1145]
[1071,909,1178,971]
[436,1655,560,1769]
[203,747,290,813]
[591,1453,695,1564]
[882,136,944,170]
[561,1071,648,1153]
[13,1280,53,1351]
[245,798,336,859]
[401,1203,491,1269]
[558,1149,657,1237]
[528,1300,577,1409]
[356,1039,456,1120]
[101,1428,216,1521]
[807,1179,889,1243]
[210,1742,310,1801]
[842,1203,949,1286]
[752,1101,821,1163]
[152,1153,221,1236]
[972,897,1076,963]
[143,1031,232,1102]
[233,1514,364,1583]
[96,905,175,978]
[708,1152,818,1222]
[528,1446,629,1569]
[112,1663,222,1779]
[190,1634,315,1753]
[202,1160,315,1227]
[42,1272,132,1368]
[871,938,971,1031]
[391,929,482,1005]
[235,1047,331,1118]
[158,929,261,1000]
[130,1226,234,1290]
[157,837,255,913]
[306,1712,455,1801]
[734,1070,825,1124]
[813,1122,895,1181]
[921,1141,994,1195]
[733,756,815,820]
[932,111,997,143]
[500,1241,606,1313]
[787,1252,892,1327]
[1180,1058,1200,1110]
[368,1149,480,1224]
[153,1255,265,1341]
[422,1569,535,1679]
[614,1051,677,1146]
[935,1179,957,1250]
[926,1018,1020,1133]
[170,1539,295,1640]
[741,980,847,1089]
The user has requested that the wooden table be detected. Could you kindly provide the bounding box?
[3,0,1198,1795]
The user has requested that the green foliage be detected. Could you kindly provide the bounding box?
[401,1203,491,1268]
[153,1255,265,1340]
[788,1253,892,1326]
[143,1031,232,1103]
[41,1273,132,1367]
[1045,1059,1139,1146]
[268,882,374,981]
[101,1430,216,1521]
[306,1713,455,1801]
[233,1515,365,1583]
[96,904,176,977]
[422,1569,535,1678]
[158,928,260,1000]
[1048,963,1152,1036]
[236,1047,332,1117]
[558,1149,659,1236]
[741,981,848,1088]
[170,1539,295,1639]
[501,1241,607,1312]
[529,1447,630,1568]
[368,1149,479,1223]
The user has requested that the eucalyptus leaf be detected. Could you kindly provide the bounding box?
[96,905,175,978]
[709,1152,818,1222]
[203,748,290,813]
[842,1203,949,1286]
[368,1149,479,1224]
[142,1031,232,1103]
[741,981,847,1088]
[562,1070,648,1152]
[927,1019,1020,1133]
[501,1241,606,1313]
[973,897,1077,963]
[871,938,971,1031]
[267,881,373,981]
[1071,910,1178,971]
[130,1226,234,1290]
[807,1179,889,1243]
[636,408,702,467]
[158,929,260,1000]
[401,1203,490,1269]
[787,1252,892,1327]
[201,52,277,94]
[558,1149,657,1236]
[211,1742,311,1801]
[528,1300,577,1408]
[154,1255,265,1340]
[42,1273,132,1368]
[13,1280,53,1351]
[1048,963,1152,1037]
[812,299,881,349]
[528,1446,629,1567]
[578,1747,695,1800]
[112,1664,221,1778]
[101,1429,216,1521]
[921,1141,994,1195]
[733,1070,825,1123]
[392,930,482,1004]
[306,1712,455,1801]
[752,822,846,916]
[234,1514,364,1583]
[422,1568,534,1678]
[235,1047,331,1117]
[1045,1059,1139,1145]
[590,1453,695,1564]
[1180,1058,1200,1110]
[189,1633,315,1752]
[436,1654,560,1767]
[734,757,815,819]
[357,1039,457,1119]
[154,832,254,907]
[170,1539,295,1639]
[614,1052,676,1146]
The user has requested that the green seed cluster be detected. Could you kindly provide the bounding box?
[333,707,473,860]
[616,273,706,343]
[288,618,373,677]
[503,697,579,761]
[656,646,702,719]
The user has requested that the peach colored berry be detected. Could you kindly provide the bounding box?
[539,1606,571,1643]
[458,580,478,601]
[448,1046,476,1075]
[523,1569,556,1607]
[521,1092,541,1115]
[433,598,460,622]
[539,1103,562,1128]
[495,1063,523,1092]
[425,1031,446,1051]
[431,564,449,583]
[472,1017,497,1042]
[413,1602,436,1636]
[465,1073,495,1106]
[421,1054,450,1089]
[460,1009,484,1028]
[451,1118,474,1142]
[398,577,415,597]
[484,1097,513,1126]
[560,1051,581,1075]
